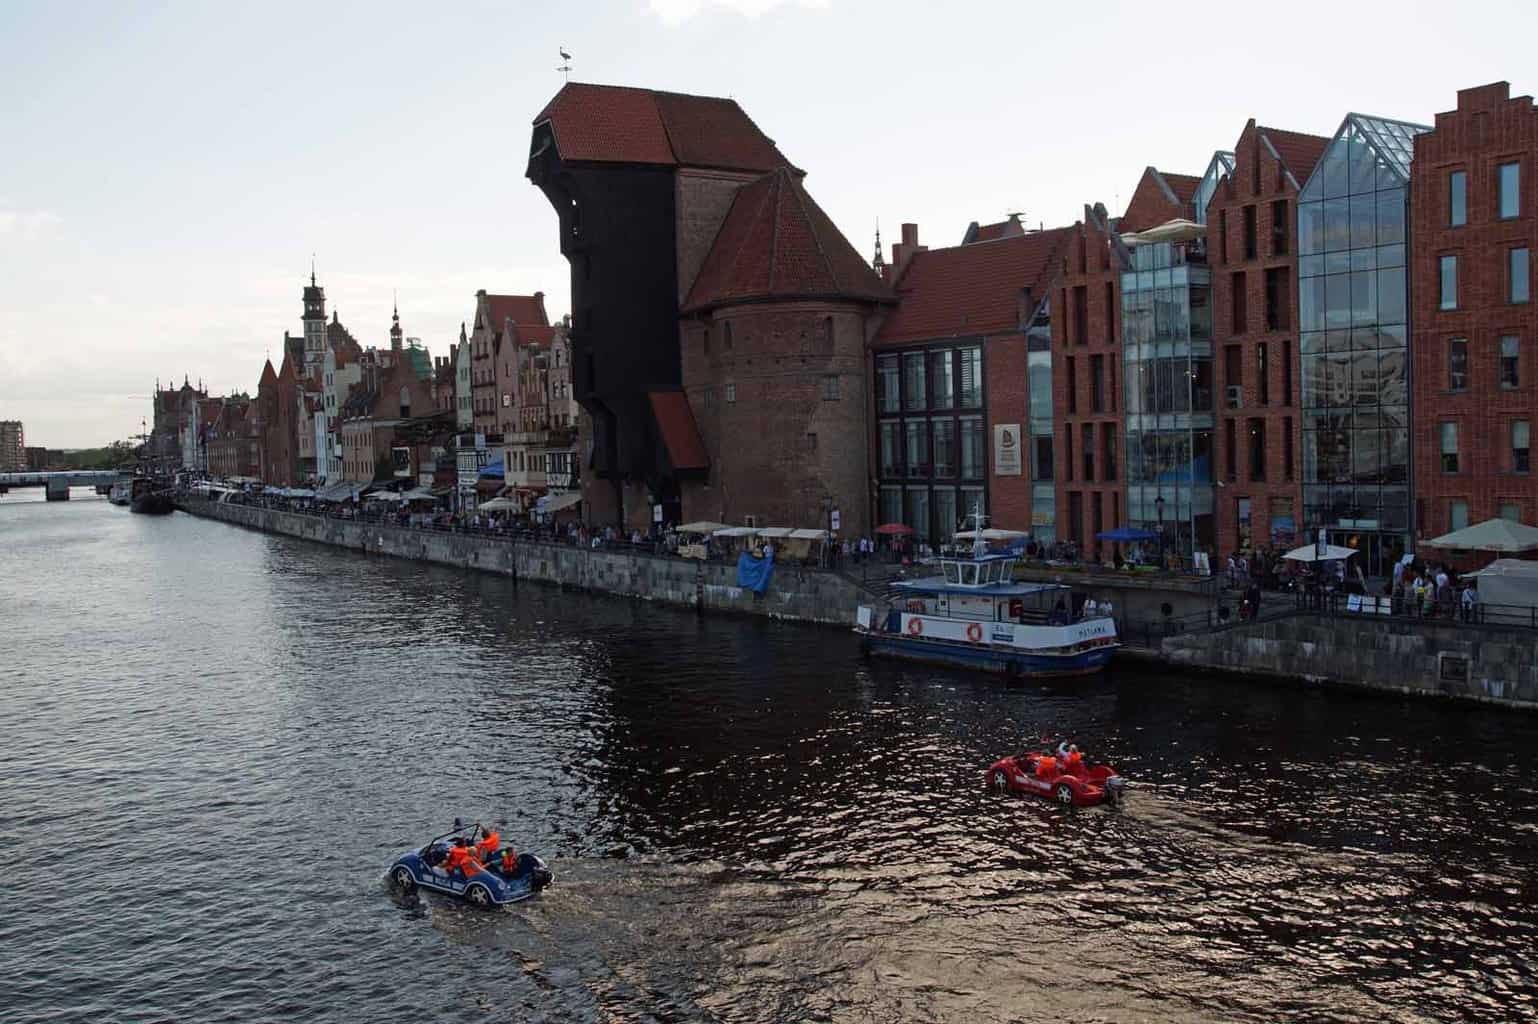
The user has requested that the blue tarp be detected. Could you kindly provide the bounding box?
[478,458,504,479]
[1097,526,1160,542]
[736,551,774,594]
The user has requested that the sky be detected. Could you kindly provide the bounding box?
[2,0,1534,447]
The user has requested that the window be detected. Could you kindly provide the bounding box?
[903,352,926,410]
[932,419,955,477]
[1219,208,1229,263]
[1224,418,1237,481]
[1440,255,1458,310]
[1224,345,1242,408]
[1248,418,1266,481]
[1283,416,1294,480]
[1282,340,1293,406]
[1231,271,1247,333]
[1501,335,1520,389]
[929,350,954,408]
[1449,170,1467,226]
[1073,286,1088,345]
[1065,356,1077,414]
[1081,423,1093,480]
[821,375,840,401]
[1449,338,1468,390]
[725,383,736,403]
[1243,205,1257,260]
[1265,267,1290,331]
[1065,428,1074,482]
[1441,422,1459,473]
[877,355,900,413]
[1271,199,1289,255]
[1257,343,1270,407]
[905,420,929,477]
[959,418,984,478]
[1514,420,1531,473]
[1104,283,1116,343]
[1501,502,1522,522]
[1090,355,1105,412]
[1102,423,1116,481]
[1499,162,1521,219]
[1512,248,1531,304]
[703,387,715,408]
[1032,436,1053,480]
[724,321,734,349]
[806,432,817,450]
[958,348,982,407]
[879,421,902,476]
[1450,500,1469,532]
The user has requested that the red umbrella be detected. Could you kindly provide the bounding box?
[874,523,914,536]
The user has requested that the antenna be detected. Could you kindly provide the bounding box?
[557,47,572,82]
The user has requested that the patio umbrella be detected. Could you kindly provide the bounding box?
[1282,543,1359,562]
[1424,517,1538,553]
[874,523,915,536]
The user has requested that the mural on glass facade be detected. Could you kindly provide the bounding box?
[875,345,986,544]
[1296,114,1428,572]
[1122,239,1215,555]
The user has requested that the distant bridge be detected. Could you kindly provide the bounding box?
[0,470,131,488]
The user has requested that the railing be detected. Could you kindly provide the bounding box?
[1293,588,1538,632]
[1118,608,1235,649]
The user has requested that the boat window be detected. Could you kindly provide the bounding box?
[945,562,961,584]
[1001,559,1015,579]
[963,563,979,586]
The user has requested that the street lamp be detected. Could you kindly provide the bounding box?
[1155,494,1166,567]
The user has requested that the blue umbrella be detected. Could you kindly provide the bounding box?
[477,458,504,479]
[1096,526,1159,542]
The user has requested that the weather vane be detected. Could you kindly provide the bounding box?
[558,47,572,82]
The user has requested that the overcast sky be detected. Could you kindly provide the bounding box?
[3,0,1534,447]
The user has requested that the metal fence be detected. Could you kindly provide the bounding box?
[1293,588,1538,631]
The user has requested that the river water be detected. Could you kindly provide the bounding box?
[3,491,1536,1023]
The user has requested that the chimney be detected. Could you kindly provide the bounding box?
[890,222,927,281]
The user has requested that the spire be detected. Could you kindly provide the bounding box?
[310,254,316,287]
[390,292,403,351]
[872,218,886,273]
[460,321,467,343]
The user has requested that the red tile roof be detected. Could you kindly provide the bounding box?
[1163,172,1202,208]
[683,168,893,313]
[485,293,549,328]
[1259,126,1331,184]
[534,83,791,172]
[874,228,1072,345]
[648,391,709,471]
[259,359,278,389]
[507,323,557,347]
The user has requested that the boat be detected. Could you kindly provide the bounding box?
[108,479,135,506]
[987,751,1126,806]
[130,487,175,515]
[854,532,1119,678]
[390,819,553,908]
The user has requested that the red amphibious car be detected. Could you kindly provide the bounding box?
[987,751,1126,806]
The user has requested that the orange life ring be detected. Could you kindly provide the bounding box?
[907,617,923,636]
[966,622,983,642]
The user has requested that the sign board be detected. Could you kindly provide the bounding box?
[391,446,412,478]
[653,503,663,523]
[993,424,1022,476]
[1315,530,1327,559]
[831,509,841,532]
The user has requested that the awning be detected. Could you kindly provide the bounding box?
[648,391,709,471]
[399,487,437,502]
[712,526,758,537]
[316,481,360,502]
[755,527,795,539]
[366,491,403,503]
[1425,517,1538,552]
[1095,526,1159,542]
[478,496,518,512]
[540,491,582,513]
[788,528,830,541]
[1283,543,1359,562]
[675,521,730,535]
[1120,218,1205,247]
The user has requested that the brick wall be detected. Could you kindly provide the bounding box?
[1209,121,1306,557]
[1053,209,1126,555]
[1411,82,1538,536]
[675,170,760,305]
[984,332,1031,529]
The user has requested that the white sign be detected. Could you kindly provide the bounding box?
[993,424,1022,476]
[653,503,663,523]
[831,509,841,532]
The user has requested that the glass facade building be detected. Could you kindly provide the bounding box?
[1122,240,1215,555]
[1296,114,1428,574]
[1192,151,1236,227]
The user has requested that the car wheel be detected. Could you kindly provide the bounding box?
[466,884,493,908]
[392,866,416,891]
[1055,783,1075,805]
[992,769,1010,793]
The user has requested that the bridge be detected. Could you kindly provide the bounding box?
[0,470,133,501]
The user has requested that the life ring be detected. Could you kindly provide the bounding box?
[966,622,983,642]
[907,617,923,636]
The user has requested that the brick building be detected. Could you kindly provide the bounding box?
[680,167,892,535]
[1208,122,1329,556]
[875,222,1066,544]
[1411,82,1538,544]
[0,420,23,472]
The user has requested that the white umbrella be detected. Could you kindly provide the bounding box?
[1425,517,1538,552]
[1283,543,1359,562]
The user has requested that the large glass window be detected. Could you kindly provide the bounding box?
[931,419,956,478]
[904,488,930,542]
[1449,170,1467,226]
[959,417,984,478]
[880,421,902,477]
[930,349,955,409]
[1451,500,1469,531]
[1499,162,1521,219]
[1501,335,1520,389]
[879,486,902,527]
[905,420,929,477]
[958,347,983,408]
[1439,255,1458,310]
[876,355,900,413]
[903,353,926,411]
[1441,422,1459,473]
[1512,248,1530,304]
[1514,420,1531,473]
[932,487,958,542]
[1449,338,1468,391]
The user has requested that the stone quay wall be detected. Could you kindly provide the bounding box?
[181,499,862,626]
[1161,612,1538,710]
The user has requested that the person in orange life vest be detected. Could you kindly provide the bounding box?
[443,838,475,877]
[497,846,521,876]
[475,828,500,862]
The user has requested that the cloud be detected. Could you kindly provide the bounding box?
[0,208,62,239]
[646,0,829,26]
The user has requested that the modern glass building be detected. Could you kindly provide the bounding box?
[1122,237,1216,556]
[1026,304,1056,544]
[1296,113,1429,575]
[1192,151,1236,227]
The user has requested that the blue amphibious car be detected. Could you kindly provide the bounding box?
[390,819,553,908]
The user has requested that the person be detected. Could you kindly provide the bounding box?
[497,846,521,876]
[1057,739,1073,760]
[1461,581,1478,623]
[1050,597,1068,625]
[475,826,500,861]
[1244,581,1262,622]
[443,838,474,877]
[1083,596,1099,619]
[1101,597,1114,621]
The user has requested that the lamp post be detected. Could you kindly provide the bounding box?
[1155,494,1166,567]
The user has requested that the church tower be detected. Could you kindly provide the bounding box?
[302,263,327,378]
[390,295,403,352]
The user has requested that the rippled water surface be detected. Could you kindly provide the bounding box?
[3,491,1537,1022]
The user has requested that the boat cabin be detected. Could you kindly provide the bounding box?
[893,553,1072,626]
